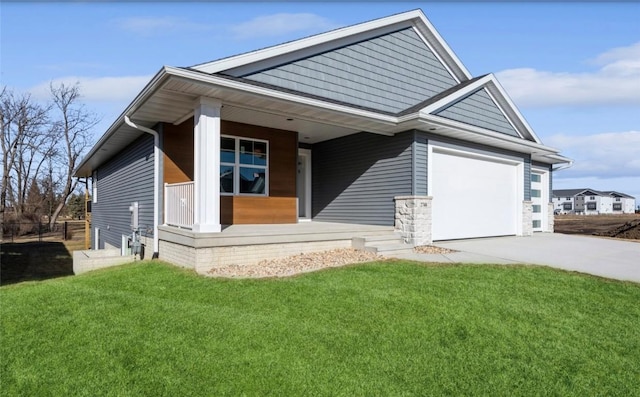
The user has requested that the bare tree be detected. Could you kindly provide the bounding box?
[1,87,51,226]
[48,82,99,229]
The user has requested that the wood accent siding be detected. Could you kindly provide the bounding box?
[312,131,413,226]
[435,88,519,137]
[161,119,297,224]
[221,196,297,224]
[92,135,154,249]
[163,120,194,184]
[239,27,458,114]
[222,121,297,199]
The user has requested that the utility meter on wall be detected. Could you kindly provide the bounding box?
[129,202,139,232]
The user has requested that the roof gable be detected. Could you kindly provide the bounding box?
[434,87,519,137]
[227,27,458,114]
[418,74,541,143]
[191,10,471,82]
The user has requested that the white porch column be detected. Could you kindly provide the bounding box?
[192,97,222,233]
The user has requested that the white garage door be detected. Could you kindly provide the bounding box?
[431,148,519,240]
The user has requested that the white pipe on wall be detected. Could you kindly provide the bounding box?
[124,115,160,258]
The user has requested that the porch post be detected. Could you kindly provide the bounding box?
[192,97,222,233]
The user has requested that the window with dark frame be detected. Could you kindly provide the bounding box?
[220,136,268,196]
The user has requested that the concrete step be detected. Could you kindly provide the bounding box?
[353,233,414,256]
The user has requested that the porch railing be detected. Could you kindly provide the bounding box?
[164,182,194,229]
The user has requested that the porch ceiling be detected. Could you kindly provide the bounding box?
[133,75,394,141]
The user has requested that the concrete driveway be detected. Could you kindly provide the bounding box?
[431,233,640,283]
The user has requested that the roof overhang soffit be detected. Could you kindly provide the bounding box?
[405,114,568,165]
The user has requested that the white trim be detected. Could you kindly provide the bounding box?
[220,135,269,197]
[419,74,538,142]
[531,165,550,232]
[92,171,97,203]
[167,68,398,126]
[420,75,492,114]
[297,148,312,221]
[123,116,161,255]
[192,97,222,233]
[94,227,100,250]
[192,10,471,81]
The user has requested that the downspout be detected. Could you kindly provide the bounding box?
[124,115,160,258]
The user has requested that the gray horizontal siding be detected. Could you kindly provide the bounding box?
[92,135,154,249]
[436,88,519,137]
[413,132,428,196]
[242,27,458,114]
[312,131,413,226]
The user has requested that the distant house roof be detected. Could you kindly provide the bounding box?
[553,188,635,199]
[603,191,635,199]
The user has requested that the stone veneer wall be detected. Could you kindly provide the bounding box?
[522,201,533,236]
[394,196,432,245]
[547,202,555,232]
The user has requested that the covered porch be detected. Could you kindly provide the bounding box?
[157,221,396,273]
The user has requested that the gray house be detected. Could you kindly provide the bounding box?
[75,9,570,271]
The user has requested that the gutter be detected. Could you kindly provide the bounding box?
[552,159,574,172]
[124,115,160,259]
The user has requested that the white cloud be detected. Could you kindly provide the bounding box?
[231,13,339,40]
[496,42,640,107]
[29,75,152,103]
[113,17,211,36]
[546,130,640,179]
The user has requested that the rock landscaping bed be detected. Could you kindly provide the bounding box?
[207,248,383,278]
[414,245,457,254]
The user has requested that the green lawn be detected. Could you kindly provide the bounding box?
[1,261,639,396]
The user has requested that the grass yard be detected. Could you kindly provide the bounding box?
[1,261,639,396]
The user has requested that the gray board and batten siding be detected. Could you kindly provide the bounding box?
[92,135,154,249]
[434,88,520,137]
[236,27,459,114]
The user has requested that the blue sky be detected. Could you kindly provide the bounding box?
[2,2,639,202]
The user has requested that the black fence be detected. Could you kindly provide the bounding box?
[1,221,84,242]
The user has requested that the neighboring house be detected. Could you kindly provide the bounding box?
[74,10,570,268]
[553,189,636,214]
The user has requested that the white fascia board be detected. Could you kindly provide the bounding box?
[418,74,492,115]
[192,10,426,74]
[191,9,472,83]
[419,73,541,143]
[419,114,562,156]
[165,67,398,126]
[410,13,472,81]
[486,75,542,144]
[75,67,170,177]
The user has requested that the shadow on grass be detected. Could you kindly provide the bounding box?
[1,241,74,286]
